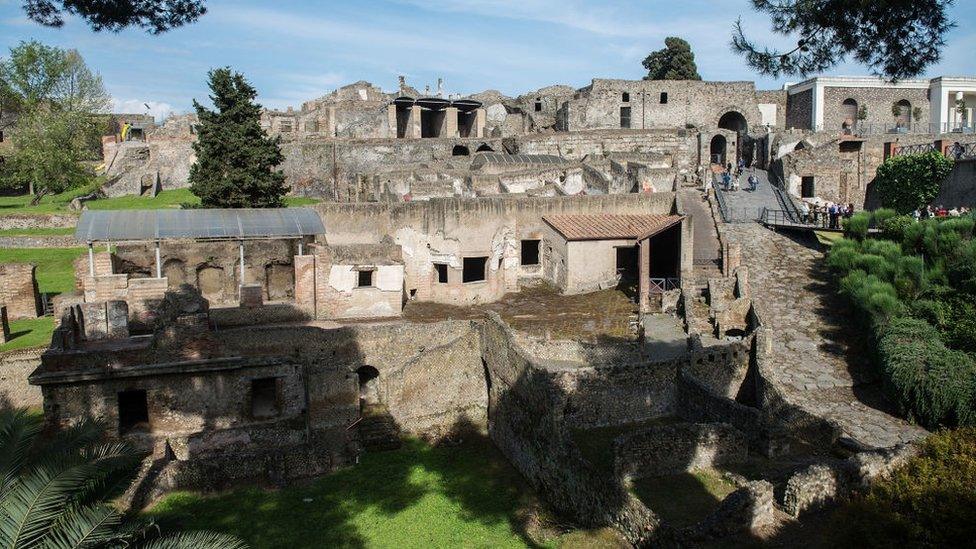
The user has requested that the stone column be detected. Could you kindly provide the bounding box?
[443,107,458,138]
[638,237,651,313]
[475,108,487,138]
[409,105,422,138]
[387,104,398,138]
[294,255,317,318]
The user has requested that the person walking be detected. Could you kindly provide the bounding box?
[748,173,758,191]
[722,170,731,191]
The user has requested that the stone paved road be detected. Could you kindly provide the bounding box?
[723,223,927,449]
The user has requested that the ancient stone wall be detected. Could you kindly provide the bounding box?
[0,263,40,320]
[822,86,931,131]
[614,422,747,478]
[558,80,764,136]
[786,89,813,130]
[0,348,43,409]
[316,193,675,306]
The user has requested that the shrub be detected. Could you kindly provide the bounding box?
[853,254,896,281]
[911,299,948,327]
[843,211,872,240]
[871,208,898,227]
[880,214,914,243]
[878,317,976,429]
[827,245,859,273]
[830,428,976,547]
[873,151,954,214]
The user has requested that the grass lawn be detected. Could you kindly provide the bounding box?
[0,187,319,216]
[0,247,86,294]
[149,437,568,549]
[0,317,54,352]
[814,230,845,247]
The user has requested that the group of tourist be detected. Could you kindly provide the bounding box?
[913,205,971,219]
[798,201,856,229]
[721,160,759,192]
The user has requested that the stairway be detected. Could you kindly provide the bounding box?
[714,169,782,222]
[357,410,402,452]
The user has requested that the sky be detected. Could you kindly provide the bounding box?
[2,0,975,121]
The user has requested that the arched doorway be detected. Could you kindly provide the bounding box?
[718,111,751,166]
[356,365,380,412]
[452,145,469,156]
[709,134,727,165]
[841,98,858,130]
[894,99,912,128]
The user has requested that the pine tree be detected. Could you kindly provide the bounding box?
[189,67,288,208]
[642,37,702,81]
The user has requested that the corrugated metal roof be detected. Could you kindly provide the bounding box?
[543,214,683,241]
[75,208,325,243]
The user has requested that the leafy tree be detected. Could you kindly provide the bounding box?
[189,68,288,208]
[642,37,701,81]
[732,0,955,80]
[0,408,246,548]
[873,151,954,213]
[0,41,109,199]
[21,0,206,33]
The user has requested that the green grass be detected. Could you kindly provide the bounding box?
[0,248,86,294]
[0,227,75,237]
[814,230,845,247]
[0,188,319,216]
[149,438,557,549]
[0,317,54,352]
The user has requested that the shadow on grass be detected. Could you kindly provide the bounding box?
[148,422,546,549]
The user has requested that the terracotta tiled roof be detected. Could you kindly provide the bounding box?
[543,214,683,241]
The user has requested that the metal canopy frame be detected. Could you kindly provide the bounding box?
[76,208,324,282]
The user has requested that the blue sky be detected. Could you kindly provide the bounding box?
[2,0,975,121]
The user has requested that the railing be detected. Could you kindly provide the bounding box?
[766,171,802,223]
[760,208,843,230]
[648,278,681,294]
[892,143,939,156]
[947,141,976,160]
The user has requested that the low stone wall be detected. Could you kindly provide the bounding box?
[0,236,78,248]
[683,480,776,542]
[781,443,918,517]
[0,213,77,230]
[0,263,41,320]
[614,422,747,479]
[0,348,43,409]
[210,303,312,328]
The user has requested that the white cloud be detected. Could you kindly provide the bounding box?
[111,99,177,122]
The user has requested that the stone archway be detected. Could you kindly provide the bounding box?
[356,365,381,412]
[196,265,224,304]
[162,259,186,289]
[709,134,727,165]
[452,144,470,156]
[718,111,751,166]
[476,143,494,153]
[841,98,858,129]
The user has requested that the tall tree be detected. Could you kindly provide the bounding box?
[732,0,955,80]
[189,68,288,208]
[642,37,702,81]
[22,0,206,33]
[0,408,246,548]
[0,41,109,198]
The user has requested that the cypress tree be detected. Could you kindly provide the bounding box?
[189,67,288,208]
[642,37,702,81]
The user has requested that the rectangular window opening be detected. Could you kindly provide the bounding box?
[620,106,632,129]
[251,377,279,418]
[801,176,815,198]
[462,257,488,283]
[434,263,449,284]
[521,239,540,266]
[660,92,668,104]
[357,269,375,288]
[534,101,542,112]
[622,92,630,103]
[280,121,293,133]
[118,390,149,434]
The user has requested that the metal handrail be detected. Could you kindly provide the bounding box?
[712,177,731,223]
[760,208,840,230]
[648,277,681,293]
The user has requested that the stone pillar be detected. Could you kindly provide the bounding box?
[387,104,398,138]
[475,108,487,138]
[638,237,651,313]
[0,306,9,344]
[443,107,458,138]
[294,255,317,317]
[326,106,337,136]
[681,215,695,283]
[409,105,422,138]
[106,300,129,339]
[723,241,741,275]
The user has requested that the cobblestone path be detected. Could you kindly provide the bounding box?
[723,223,927,449]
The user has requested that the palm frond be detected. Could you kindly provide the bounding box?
[139,531,249,549]
[0,408,43,492]
[38,419,107,464]
[37,504,121,549]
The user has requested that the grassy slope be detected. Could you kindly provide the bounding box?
[0,317,54,352]
[0,248,86,294]
[0,227,75,236]
[149,438,555,549]
[0,188,319,216]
